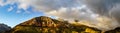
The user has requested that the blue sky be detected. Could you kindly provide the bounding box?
[0,1,45,27]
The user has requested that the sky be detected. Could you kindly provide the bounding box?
[0,0,45,27]
[0,0,120,31]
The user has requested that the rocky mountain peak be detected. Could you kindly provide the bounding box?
[18,16,55,27]
[5,16,102,33]
[35,16,54,23]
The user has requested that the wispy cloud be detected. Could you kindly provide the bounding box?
[16,10,21,13]
[8,6,13,12]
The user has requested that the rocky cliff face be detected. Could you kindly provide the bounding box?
[0,23,11,33]
[4,16,102,33]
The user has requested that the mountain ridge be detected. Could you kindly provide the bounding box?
[3,16,120,33]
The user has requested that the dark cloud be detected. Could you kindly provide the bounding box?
[82,0,120,15]
[82,0,120,23]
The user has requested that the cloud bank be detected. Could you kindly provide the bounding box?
[1,0,120,31]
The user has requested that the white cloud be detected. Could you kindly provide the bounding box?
[8,6,13,12]
[0,0,15,6]
[18,3,28,10]
[16,10,21,13]
[0,0,5,6]
[0,0,30,13]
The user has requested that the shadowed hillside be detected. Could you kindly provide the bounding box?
[0,23,11,33]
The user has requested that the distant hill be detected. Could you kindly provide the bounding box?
[4,16,120,33]
[0,23,11,33]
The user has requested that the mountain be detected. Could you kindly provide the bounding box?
[0,23,11,33]
[5,16,101,33]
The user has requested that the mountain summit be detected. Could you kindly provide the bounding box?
[5,16,102,33]
[0,23,11,33]
[19,16,55,27]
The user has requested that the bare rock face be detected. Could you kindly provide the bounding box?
[19,16,55,27]
[0,23,11,33]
